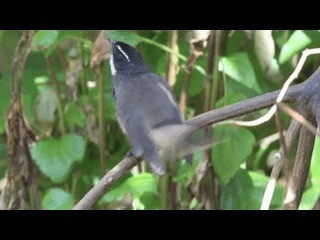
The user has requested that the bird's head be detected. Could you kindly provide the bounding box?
[108,40,150,76]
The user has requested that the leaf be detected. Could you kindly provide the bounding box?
[220,169,284,210]
[226,30,246,54]
[31,134,86,183]
[220,52,261,95]
[211,125,255,185]
[299,137,320,210]
[106,30,143,46]
[32,30,59,49]
[188,58,206,97]
[101,173,159,210]
[189,198,199,210]
[220,169,254,209]
[0,74,12,134]
[64,102,87,129]
[42,188,74,210]
[279,30,320,64]
[273,30,291,48]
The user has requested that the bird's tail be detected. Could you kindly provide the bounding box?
[157,124,214,165]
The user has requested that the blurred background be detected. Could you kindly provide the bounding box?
[0,30,319,210]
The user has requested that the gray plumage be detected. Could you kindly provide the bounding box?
[109,40,199,175]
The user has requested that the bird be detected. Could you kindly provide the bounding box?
[108,40,206,175]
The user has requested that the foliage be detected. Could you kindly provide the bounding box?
[0,30,319,210]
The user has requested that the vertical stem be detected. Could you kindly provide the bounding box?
[160,175,169,209]
[98,62,106,177]
[45,55,66,135]
[164,30,179,209]
[274,108,291,183]
[79,42,88,96]
[203,30,223,209]
[166,30,179,87]
[283,125,316,209]
[168,160,178,210]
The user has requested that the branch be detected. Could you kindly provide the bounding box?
[73,156,142,210]
[73,80,305,210]
[283,126,316,209]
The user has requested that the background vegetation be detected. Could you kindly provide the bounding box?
[0,30,319,210]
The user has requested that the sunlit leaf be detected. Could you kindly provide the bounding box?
[220,52,261,94]
[279,30,320,64]
[42,188,74,210]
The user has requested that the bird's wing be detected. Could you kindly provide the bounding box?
[124,107,165,175]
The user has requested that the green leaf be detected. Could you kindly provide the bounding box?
[31,134,86,183]
[101,173,159,210]
[220,169,284,210]
[226,30,246,54]
[220,52,261,95]
[310,137,320,181]
[107,30,143,46]
[279,30,320,64]
[211,125,255,185]
[188,58,206,97]
[220,169,254,209]
[64,102,87,129]
[189,198,199,210]
[273,30,291,49]
[32,30,59,49]
[126,173,158,197]
[42,188,74,210]
[0,74,12,134]
[299,137,320,210]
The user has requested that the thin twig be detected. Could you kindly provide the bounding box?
[179,32,206,118]
[98,63,106,177]
[278,102,320,137]
[260,120,301,210]
[234,48,320,127]
[11,30,36,101]
[274,108,291,183]
[166,30,179,87]
[45,56,66,135]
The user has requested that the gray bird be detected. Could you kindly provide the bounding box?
[109,40,203,175]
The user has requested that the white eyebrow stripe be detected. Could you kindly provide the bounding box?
[157,82,177,107]
[109,54,116,75]
[116,45,131,62]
